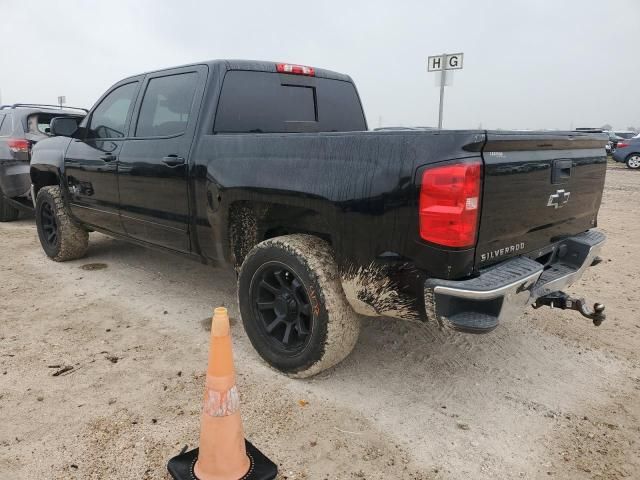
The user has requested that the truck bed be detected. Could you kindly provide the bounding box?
[192,129,607,281]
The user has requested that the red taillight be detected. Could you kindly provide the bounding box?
[616,141,629,149]
[276,63,315,76]
[7,138,31,154]
[419,160,482,248]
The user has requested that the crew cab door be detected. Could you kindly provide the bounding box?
[117,66,205,253]
[64,79,141,233]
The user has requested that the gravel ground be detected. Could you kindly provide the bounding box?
[1,163,639,479]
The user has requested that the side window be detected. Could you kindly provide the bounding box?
[0,114,12,136]
[88,82,139,139]
[135,72,198,137]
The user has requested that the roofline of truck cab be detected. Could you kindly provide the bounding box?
[116,59,353,85]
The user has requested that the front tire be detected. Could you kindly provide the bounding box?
[238,234,360,378]
[626,154,640,169]
[35,186,88,261]
[0,194,20,222]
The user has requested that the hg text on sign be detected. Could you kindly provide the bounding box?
[428,53,464,72]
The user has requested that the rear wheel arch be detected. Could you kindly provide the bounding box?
[228,201,334,269]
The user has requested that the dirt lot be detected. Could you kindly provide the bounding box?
[1,163,639,480]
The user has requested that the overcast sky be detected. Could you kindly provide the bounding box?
[1,0,638,130]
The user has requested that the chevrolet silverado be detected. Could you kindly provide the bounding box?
[29,60,608,377]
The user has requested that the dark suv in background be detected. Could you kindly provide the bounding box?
[0,104,86,221]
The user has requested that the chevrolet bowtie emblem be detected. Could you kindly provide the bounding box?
[547,189,571,209]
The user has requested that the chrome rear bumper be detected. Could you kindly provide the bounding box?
[424,229,606,332]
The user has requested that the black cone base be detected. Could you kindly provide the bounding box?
[167,440,277,480]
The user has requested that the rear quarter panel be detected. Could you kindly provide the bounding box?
[191,130,484,279]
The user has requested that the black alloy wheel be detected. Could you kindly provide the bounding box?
[238,234,361,377]
[39,200,58,248]
[35,186,89,261]
[250,263,313,353]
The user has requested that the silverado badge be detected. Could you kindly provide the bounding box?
[547,189,570,209]
[480,242,526,262]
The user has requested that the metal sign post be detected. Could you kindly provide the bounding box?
[437,55,446,129]
[57,95,66,108]
[427,53,464,129]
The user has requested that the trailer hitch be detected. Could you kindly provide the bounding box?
[532,291,605,326]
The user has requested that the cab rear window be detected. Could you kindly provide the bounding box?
[214,70,366,134]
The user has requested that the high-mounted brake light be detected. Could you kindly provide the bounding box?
[7,138,30,153]
[276,63,315,76]
[419,160,482,248]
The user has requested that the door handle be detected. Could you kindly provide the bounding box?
[162,155,185,167]
[100,154,116,162]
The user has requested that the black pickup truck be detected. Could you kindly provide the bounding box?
[29,60,607,377]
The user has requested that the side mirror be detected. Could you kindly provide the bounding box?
[50,117,80,137]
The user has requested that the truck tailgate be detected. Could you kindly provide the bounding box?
[476,132,607,268]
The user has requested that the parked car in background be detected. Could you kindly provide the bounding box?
[612,135,640,169]
[606,130,637,154]
[0,104,86,221]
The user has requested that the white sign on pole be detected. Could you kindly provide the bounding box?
[427,53,464,72]
[427,52,465,129]
[433,71,453,87]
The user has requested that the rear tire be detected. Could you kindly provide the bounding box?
[35,186,89,261]
[238,234,360,378]
[0,194,20,222]
[626,154,640,169]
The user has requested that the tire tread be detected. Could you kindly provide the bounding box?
[239,234,360,378]
[37,186,88,261]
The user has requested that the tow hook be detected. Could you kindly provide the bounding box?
[533,291,606,326]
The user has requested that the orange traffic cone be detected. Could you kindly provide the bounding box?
[168,307,278,480]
